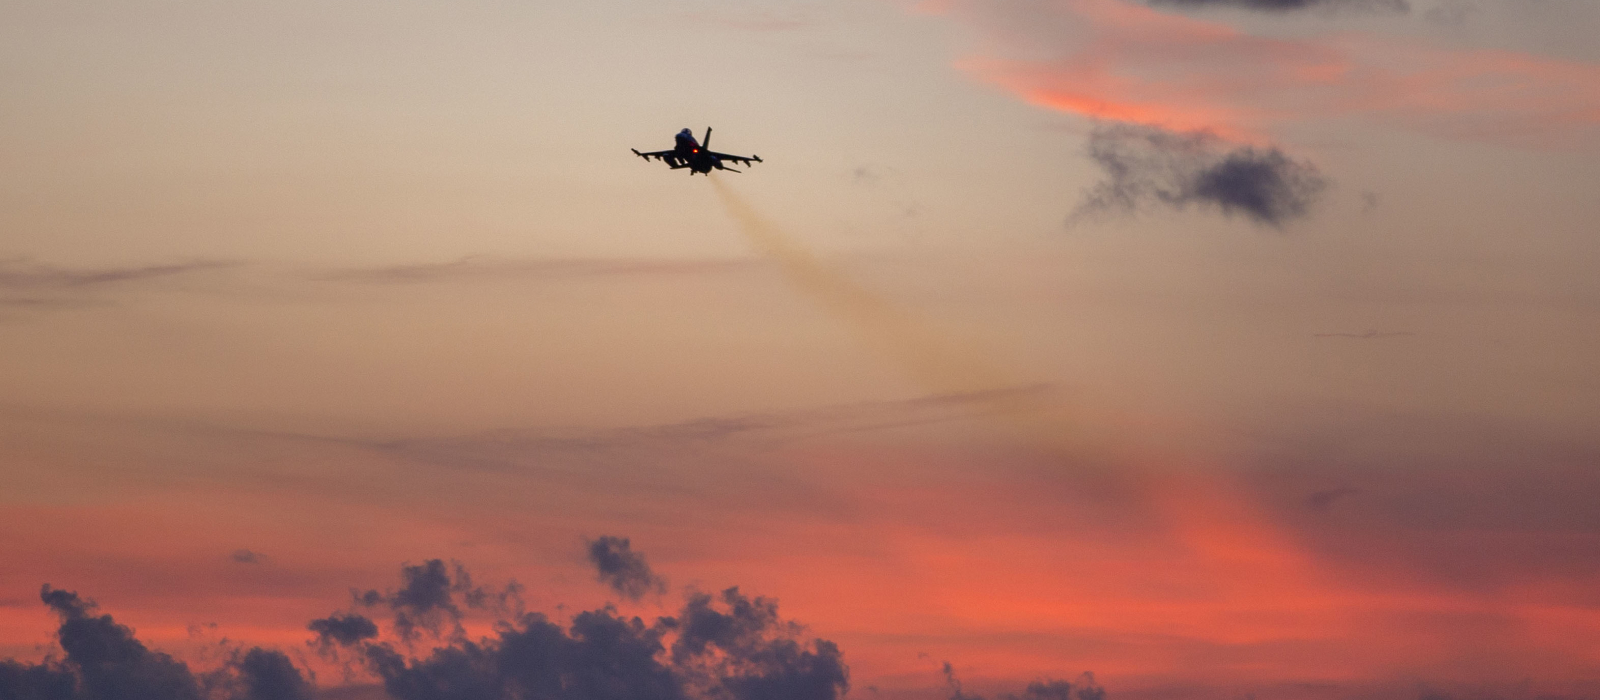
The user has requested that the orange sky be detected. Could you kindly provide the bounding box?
[3,1,1600,699]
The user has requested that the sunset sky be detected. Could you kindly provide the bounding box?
[3,1,1599,699]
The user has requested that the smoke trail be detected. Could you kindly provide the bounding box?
[709,177,1328,617]
[710,176,1012,399]
[709,176,1124,457]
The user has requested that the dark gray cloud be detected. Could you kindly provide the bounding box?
[0,657,76,699]
[1072,124,1328,228]
[230,549,265,564]
[42,585,204,700]
[5,547,1109,700]
[231,648,315,700]
[309,613,381,649]
[354,559,493,642]
[663,587,850,700]
[588,536,668,600]
[945,662,1104,700]
[346,556,849,700]
[0,586,312,700]
[1148,0,1409,12]
[943,662,982,700]
[363,608,686,700]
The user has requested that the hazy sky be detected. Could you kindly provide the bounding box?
[2,1,1599,700]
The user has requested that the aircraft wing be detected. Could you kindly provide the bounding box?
[710,151,763,166]
[631,149,674,161]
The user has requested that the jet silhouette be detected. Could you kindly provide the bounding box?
[632,128,762,175]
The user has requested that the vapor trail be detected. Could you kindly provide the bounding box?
[709,176,1106,451]
[710,176,1011,398]
[709,177,1327,616]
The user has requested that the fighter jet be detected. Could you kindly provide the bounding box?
[632,128,762,175]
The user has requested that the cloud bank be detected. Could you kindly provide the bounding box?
[6,544,926,700]
[0,586,312,700]
[309,554,853,700]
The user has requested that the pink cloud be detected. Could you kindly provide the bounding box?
[943,0,1600,147]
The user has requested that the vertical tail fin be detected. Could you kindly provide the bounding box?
[703,127,713,150]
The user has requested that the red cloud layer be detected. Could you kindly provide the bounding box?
[944,0,1600,146]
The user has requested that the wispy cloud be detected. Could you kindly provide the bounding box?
[1312,330,1414,338]
[0,297,103,311]
[312,255,756,285]
[0,258,240,315]
[367,385,1055,473]
[0,258,237,290]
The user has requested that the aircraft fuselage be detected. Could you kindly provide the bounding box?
[670,134,725,174]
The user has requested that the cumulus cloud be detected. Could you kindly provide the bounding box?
[309,613,381,649]
[229,648,315,700]
[589,535,669,600]
[0,586,313,700]
[344,554,849,700]
[352,559,499,642]
[364,608,685,700]
[944,662,1104,700]
[1009,679,1107,700]
[4,542,1106,700]
[1072,123,1327,227]
[42,585,204,700]
[667,588,849,700]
